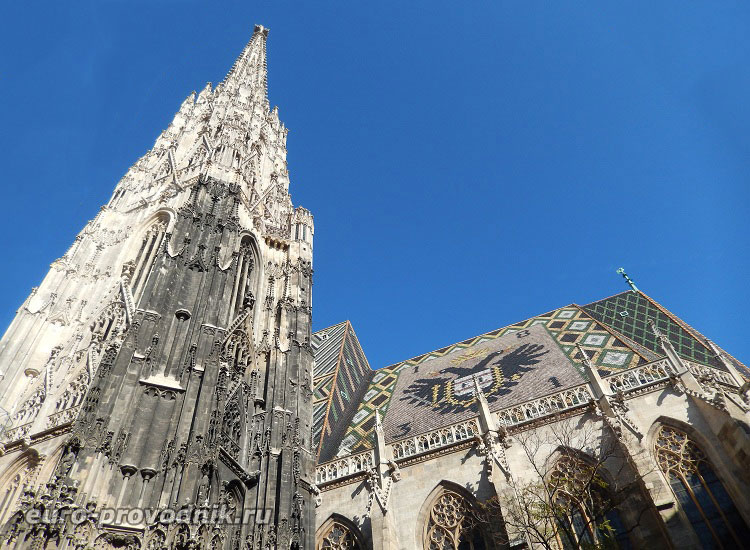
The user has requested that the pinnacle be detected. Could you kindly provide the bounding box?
[221,24,270,103]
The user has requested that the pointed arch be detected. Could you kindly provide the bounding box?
[545,449,631,549]
[224,479,244,521]
[170,523,192,550]
[0,450,41,525]
[229,234,261,320]
[651,420,750,548]
[125,211,172,299]
[143,526,167,550]
[315,514,364,550]
[417,481,503,550]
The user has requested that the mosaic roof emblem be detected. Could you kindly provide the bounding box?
[401,333,549,415]
[385,325,585,441]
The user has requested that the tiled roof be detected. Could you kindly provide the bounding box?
[581,291,743,371]
[311,321,373,461]
[313,292,745,458]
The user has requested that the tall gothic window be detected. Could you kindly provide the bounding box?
[654,425,750,548]
[130,216,168,298]
[229,237,257,318]
[425,488,490,550]
[90,301,126,345]
[316,519,362,550]
[549,454,630,550]
[0,453,38,525]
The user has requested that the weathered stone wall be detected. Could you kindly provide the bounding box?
[315,357,750,549]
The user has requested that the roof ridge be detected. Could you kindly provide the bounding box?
[641,292,747,370]
[371,304,579,372]
[313,320,349,335]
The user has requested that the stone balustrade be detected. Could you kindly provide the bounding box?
[685,361,739,388]
[603,359,672,393]
[495,384,592,427]
[315,355,745,487]
[391,419,479,460]
[315,449,374,485]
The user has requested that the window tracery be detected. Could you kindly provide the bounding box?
[220,391,244,460]
[12,385,45,426]
[230,238,256,318]
[548,454,629,550]
[654,425,750,548]
[317,520,361,550]
[0,455,39,525]
[90,301,126,345]
[425,489,489,550]
[54,368,89,412]
[130,217,168,298]
[223,329,252,373]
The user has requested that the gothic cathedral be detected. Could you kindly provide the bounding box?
[1,25,750,550]
[0,25,315,550]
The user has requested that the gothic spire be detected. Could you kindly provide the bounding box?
[222,24,270,104]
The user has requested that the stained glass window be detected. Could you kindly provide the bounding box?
[655,425,750,548]
[425,489,489,550]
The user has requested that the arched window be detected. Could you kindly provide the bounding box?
[0,452,39,525]
[654,425,750,548]
[89,301,126,345]
[130,216,168,298]
[220,390,245,460]
[316,518,362,550]
[425,488,490,550]
[229,237,257,318]
[549,454,630,550]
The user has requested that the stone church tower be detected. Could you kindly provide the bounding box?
[0,25,316,549]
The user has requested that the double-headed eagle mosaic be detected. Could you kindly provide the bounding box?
[401,331,550,415]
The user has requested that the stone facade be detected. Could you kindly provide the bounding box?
[313,310,750,549]
[0,25,315,550]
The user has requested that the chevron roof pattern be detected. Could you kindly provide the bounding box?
[312,291,747,458]
[311,321,374,461]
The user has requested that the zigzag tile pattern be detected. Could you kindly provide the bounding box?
[334,305,655,455]
[311,321,373,461]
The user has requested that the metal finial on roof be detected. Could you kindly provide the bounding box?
[616,267,639,292]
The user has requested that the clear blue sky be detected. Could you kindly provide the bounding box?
[1,3,748,369]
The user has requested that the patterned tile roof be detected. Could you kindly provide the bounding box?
[313,292,745,457]
[311,321,374,461]
[331,304,655,455]
[582,291,747,372]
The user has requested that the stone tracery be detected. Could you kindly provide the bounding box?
[317,520,361,550]
[425,488,490,550]
[654,425,750,547]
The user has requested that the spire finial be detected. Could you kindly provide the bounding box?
[472,374,485,398]
[575,343,594,370]
[222,24,270,103]
[616,267,639,292]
